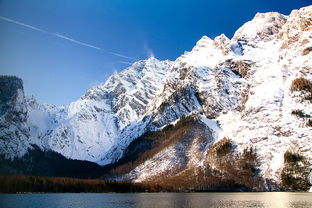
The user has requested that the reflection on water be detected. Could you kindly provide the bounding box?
[0,192,311,208]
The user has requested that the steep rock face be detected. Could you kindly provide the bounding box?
[150,34,242,126]
[0,76,30,158]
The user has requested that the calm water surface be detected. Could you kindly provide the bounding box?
[0,192,311,208]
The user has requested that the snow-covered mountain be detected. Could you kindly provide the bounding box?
[1,5,311,191]
[0,58,172,163]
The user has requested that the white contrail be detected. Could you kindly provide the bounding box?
[0,16,135,59]
[117,61,133,65]
[54,33,103,51]
[0,16,48,34]
[109,52,136,60]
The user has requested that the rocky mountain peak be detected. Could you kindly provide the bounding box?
[287,5,312,31]
[0,76,24,111]
[0,76,27,122]
[233,11,287,42]
[213,34,231,55]
[194,35,214,48]
[0,76,30,159]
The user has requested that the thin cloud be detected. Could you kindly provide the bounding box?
[0,16,134,59]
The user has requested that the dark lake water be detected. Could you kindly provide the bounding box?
[0,192,311,208]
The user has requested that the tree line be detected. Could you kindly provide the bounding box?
[0,175,152,193]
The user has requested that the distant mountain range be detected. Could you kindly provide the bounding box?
[1,5,311,191]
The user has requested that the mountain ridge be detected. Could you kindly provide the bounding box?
[1,5,312,191]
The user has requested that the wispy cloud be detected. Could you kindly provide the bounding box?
[0,16,135,60]
[144,43,155,58]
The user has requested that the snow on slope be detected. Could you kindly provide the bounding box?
[46,58,172,163]
[119,6,312,184]
[218,6,312,182]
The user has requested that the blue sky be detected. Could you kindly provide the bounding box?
[0,0,311,105]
